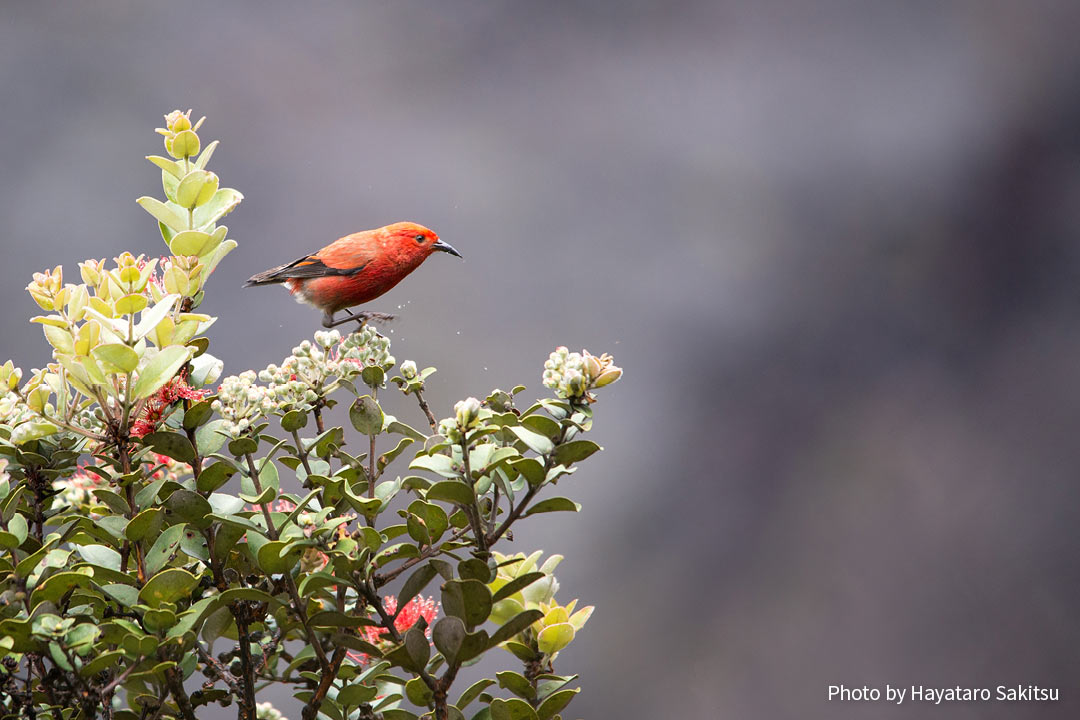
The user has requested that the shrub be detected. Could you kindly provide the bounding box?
[0,110,620,720]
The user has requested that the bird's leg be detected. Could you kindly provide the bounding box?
[323,308,396,329]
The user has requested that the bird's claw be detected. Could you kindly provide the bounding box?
[323,310,396,329]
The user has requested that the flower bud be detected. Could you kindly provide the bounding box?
[79,259,104,288]
[165,109,192,132]
[0,361,21,391]
[400,360,418,379]
[455,396,482,429]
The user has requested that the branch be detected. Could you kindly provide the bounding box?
[196,646,242,697]
[412,386,438,433]
[163,666,198,720]
[243,452,332,674]
[485,485,540,547]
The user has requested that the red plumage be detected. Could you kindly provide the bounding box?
[245,221,461,327]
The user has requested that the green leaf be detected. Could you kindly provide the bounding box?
[142,431,196,464]
[497,671,535,700]
[194,140,218,170]
[164,489,212,527]
[381,710,420,720]
[537,623,574,655]
[30,572,93,608]
[349,395,383,435]
[134,293,180,342]
[195,420,229,455]
[0,530,19,550]
[196,460,236,493]
[182,399,215,429]
[144,523,187,575]
[146,155,183,178]
[9,421,60,445]
[520,414,560,439]
[387,419,426,441]
[489,698,539,720]
[189,351,222,387]
[492,573,545,604]
[133,345,193,399]
[176,170,218,209]
[229,436,259,456]
[8,512,27,545]
[523,497,580,517]
[456,679,495,709]
[136,196,187,231]
[396,563,438,616]
[337,683,379,707]
[536,688,579,720]
[458,558,493,583]
[101,583,139,608]
[508,458,544,487]
[281,410,308,432]
[552,440,601,465]
[425,480,474,506]
[361,365,385,388]
[489,610,543,648]
[114,293,149,315]
[508,426,554,455]
[171,129,200,158]
[403,626,431,668]
[441,579,493,630]
[124,508,164,542]
[75,544,122,571]
[139,568,198,608]
[92,343,139,374]
[257,540,298,574]
[169,230,213,256]
[432,616,465,664]
[410,453,459,479]
[192,188,243,229]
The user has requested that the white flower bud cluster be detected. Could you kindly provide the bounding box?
[400,359,418,379]
[255,702,288,720]
[0,392,33,428]
[258,359,319,412]
[211,370,274,435]
[455,397,482,429]
[439,396,494,445]
[334,326,395,379]
[437,416,461,443]
[542,347,623,402]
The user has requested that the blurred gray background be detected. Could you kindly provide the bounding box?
[4,1,1080,718]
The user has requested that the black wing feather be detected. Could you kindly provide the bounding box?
[244,256,368,287]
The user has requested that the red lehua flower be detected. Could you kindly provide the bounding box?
[348,594,440,666]
[272,498,297,513]
[131,376,206,438]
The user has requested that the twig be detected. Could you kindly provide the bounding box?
[196,646,241,696]
[413,386,438,433]
[164,666,198,720]
[374,526,470,586]
[485,485,540,547]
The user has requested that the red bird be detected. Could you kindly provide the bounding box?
[245,221,461,328]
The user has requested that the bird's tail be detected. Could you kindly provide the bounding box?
[243,267,288,287]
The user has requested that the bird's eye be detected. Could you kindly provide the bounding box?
[414,234,426,243]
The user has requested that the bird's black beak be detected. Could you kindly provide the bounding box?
[432,240,462,258]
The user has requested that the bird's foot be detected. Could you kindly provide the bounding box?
[323,310,396,329]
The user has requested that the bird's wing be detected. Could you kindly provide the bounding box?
[244,253,369,286]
